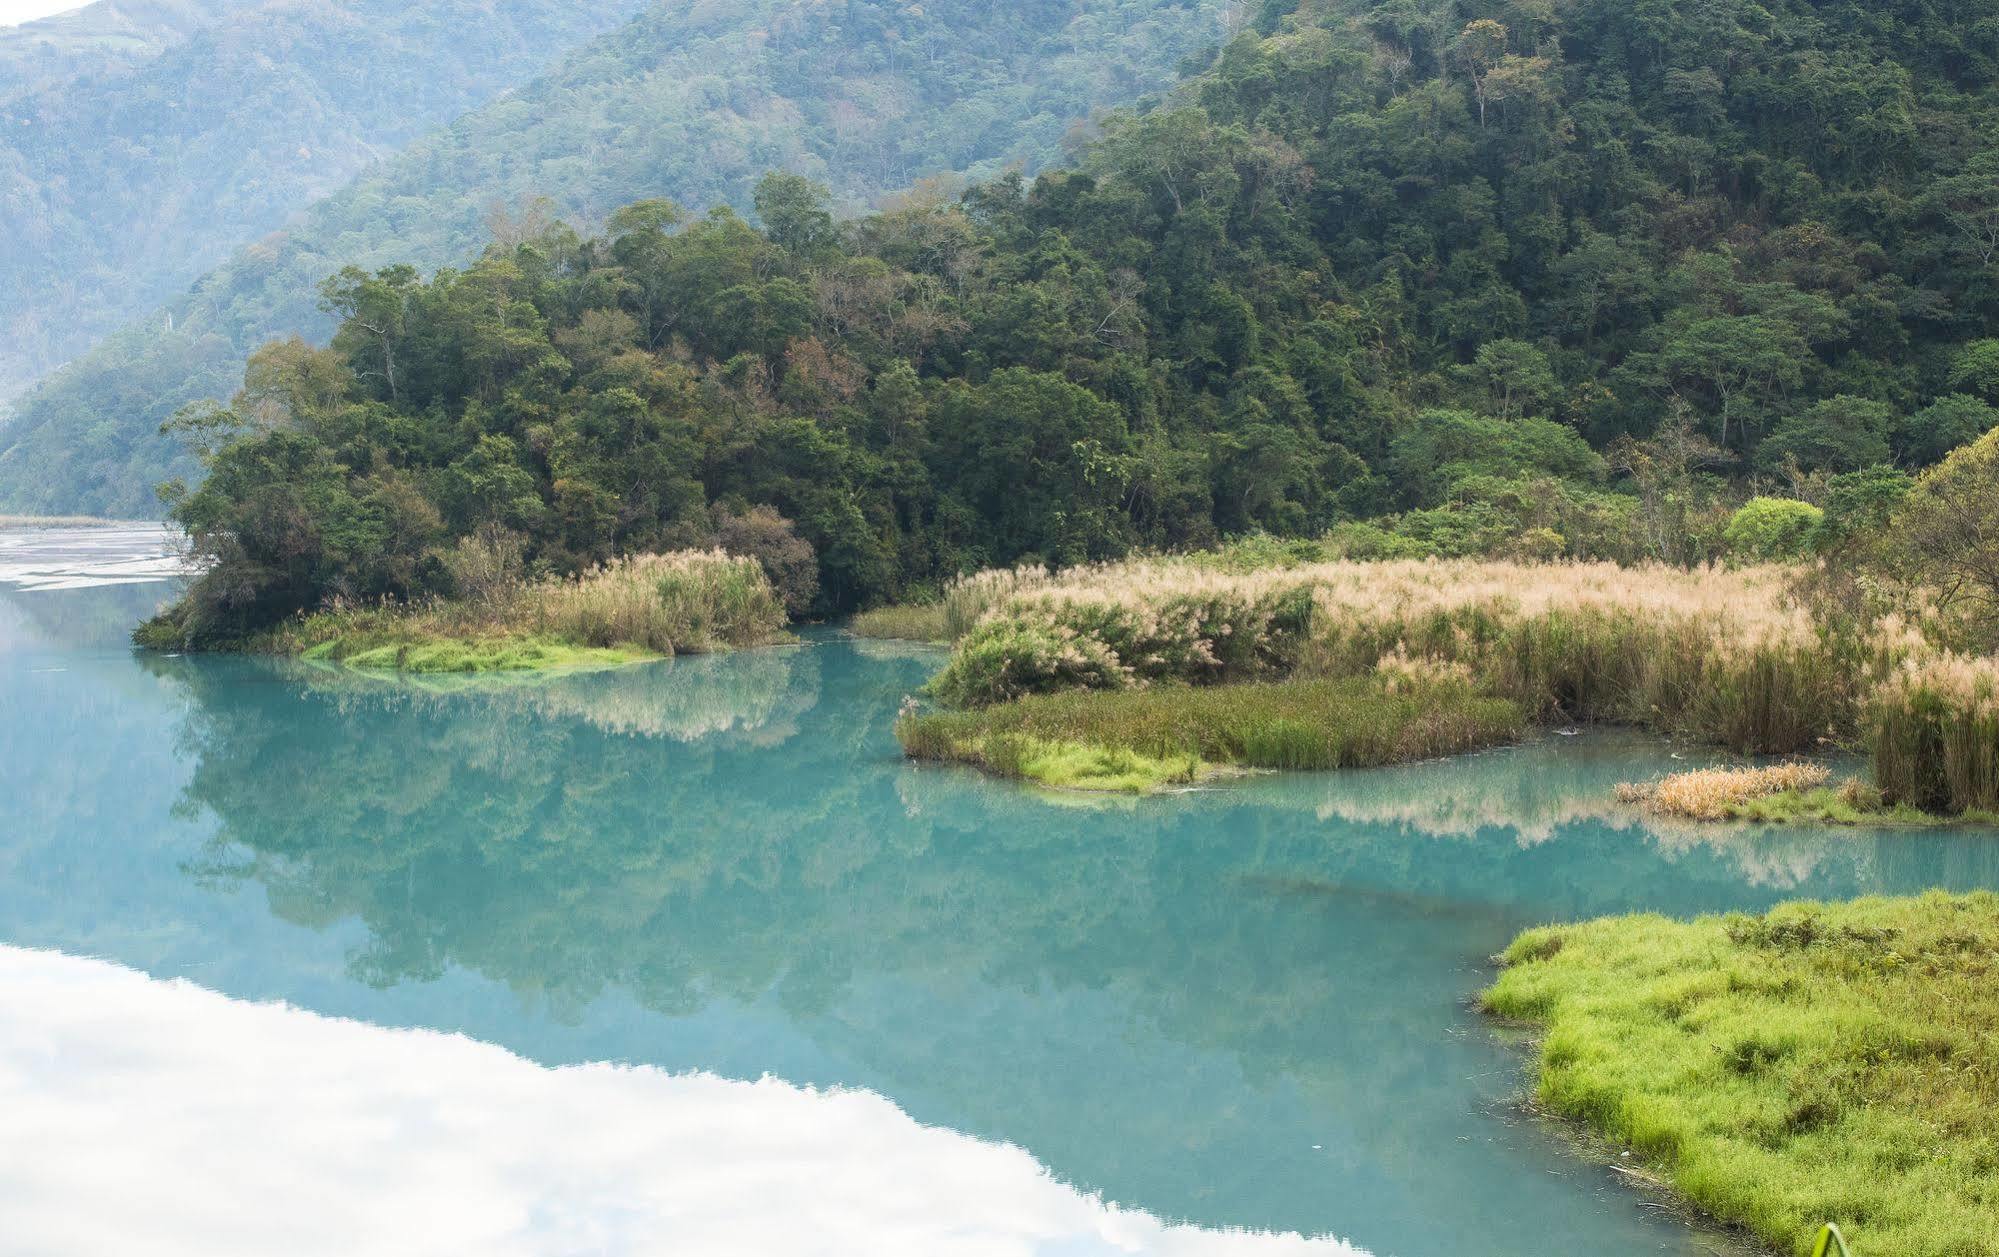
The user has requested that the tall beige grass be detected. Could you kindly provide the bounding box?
[920,555,1999,806]
[521,552,785,654]
[280,550,787,666]
[930,558,1863,752]
[1869,652,1999,814]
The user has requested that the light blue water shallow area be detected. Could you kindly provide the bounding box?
[4,548,1998,1255]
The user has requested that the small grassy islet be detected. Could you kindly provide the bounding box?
[897,673,1525,793]
[1484,893,1999,1257]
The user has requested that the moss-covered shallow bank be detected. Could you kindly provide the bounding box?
[897,671,1524,793]
[1484,894,1999,1257]
[138,551,788,674]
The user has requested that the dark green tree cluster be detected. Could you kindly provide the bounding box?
[155,0,1999,640]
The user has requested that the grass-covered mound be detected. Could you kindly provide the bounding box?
[898,669,1524,793]
[216,551,788,674]
[1485,893,1999,1257]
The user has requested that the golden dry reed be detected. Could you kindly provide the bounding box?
[1617,763,1834,820]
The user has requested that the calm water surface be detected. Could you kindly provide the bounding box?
[4,528,1997,1256]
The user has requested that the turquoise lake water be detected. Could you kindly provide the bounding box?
[5,547,1999,1255]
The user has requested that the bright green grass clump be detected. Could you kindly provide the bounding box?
[848,603,951,643]
[296,634,652,675]
[1720,787,1995,827]
[898,674,1523,793]
[1485,893,1999,1257]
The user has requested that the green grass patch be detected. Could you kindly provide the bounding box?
[898,674,1524,793]
[849,602,951,643]
[1721,787,1997,827]
[1484,892,1999,1257]
[292,630,652,675]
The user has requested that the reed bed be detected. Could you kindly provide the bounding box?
[1869,653,1999,815]
[272,551,787,672]
[901,555,1999,810]
[927,558,1856,753]
[848,602,951,643]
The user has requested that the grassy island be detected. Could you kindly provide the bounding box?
[140,551,788,674]
[899,669,1523,793]
[881,555,1999,803]
[1485,893,1999,1257]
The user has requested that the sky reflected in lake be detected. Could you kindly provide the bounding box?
[0,946,1359,1257]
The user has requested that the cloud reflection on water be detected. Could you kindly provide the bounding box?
[0,946,1366,1257]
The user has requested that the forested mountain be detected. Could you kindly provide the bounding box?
[0,0,1231,516]
[0,0,646,409]
[0,0,264,105]
[147,0,1999,642]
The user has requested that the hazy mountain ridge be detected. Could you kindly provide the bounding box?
[0,0,1229,516]
[0,0,267,105]
[0,0,647,406]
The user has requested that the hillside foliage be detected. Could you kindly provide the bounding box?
[139,0,1999,644]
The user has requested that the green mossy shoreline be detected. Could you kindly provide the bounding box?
[1664,786,1999,829]
[1484,894,1999,1257]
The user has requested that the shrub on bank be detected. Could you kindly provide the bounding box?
[929,583,1315,707]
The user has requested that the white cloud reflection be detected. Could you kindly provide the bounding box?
[0,947,1368,1257]
[0,524,184,591]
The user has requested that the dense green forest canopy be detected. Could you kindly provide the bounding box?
[0,0,1228,516]
[149,0,1999,641]
[0,0,643,409]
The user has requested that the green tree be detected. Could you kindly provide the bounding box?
[1724,498,1824,562]
[1759,396,1893,473]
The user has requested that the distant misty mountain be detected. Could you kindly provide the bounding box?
[0,0,267,105]
[0,0,1227,517]
[0,0,646,406]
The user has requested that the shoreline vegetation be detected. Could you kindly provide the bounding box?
[1615,763,1999,828]
[879,554,1999,805]
[139,551,788,674]
[1483,893,1999,1257]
